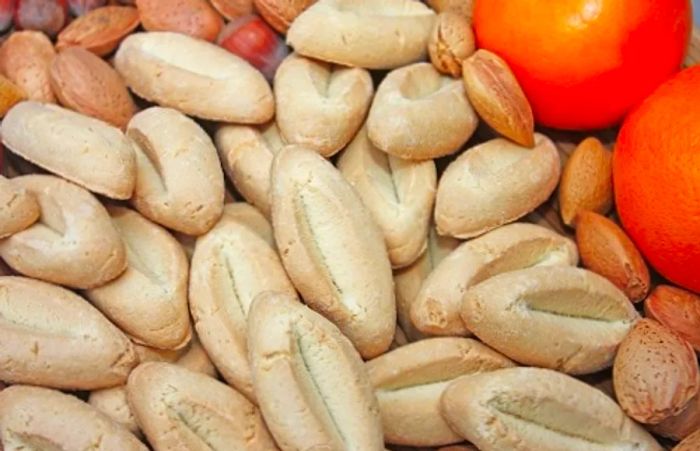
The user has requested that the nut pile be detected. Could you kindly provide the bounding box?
[0,0,697,450]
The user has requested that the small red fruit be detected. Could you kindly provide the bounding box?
[68,0,106,16]
[15,0,68,36]
[218,14,288,80]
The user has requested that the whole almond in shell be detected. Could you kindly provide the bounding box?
[254,0,316,34]
[0,31,56,103]
[0,74,25,117]
[57,6,140,56]
[559,137,614,226]
[462,49,534,147]
[613,319,700,424]
[428,12,475,77]
[645,285,700,352]
[576,211,650,302]
[651,392,700,441]
[50,46,136,128]
[136,0,223,42]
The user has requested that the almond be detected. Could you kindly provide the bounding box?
[674,428,700,451]
[613,319,700,424]
[56,6,140,56]
[462,49,534,147]
[50,46,136,128]
[576,211,650,302]
[650,392,700,441]
[135,0,224,42]
[645,285,700,352]
[559,137,614,227]
[0,31,56,103]
[426,0,473,20]
[0,74,25,117]
[254,0,316,34]
[428,12,475,77]
[210,0,253,20]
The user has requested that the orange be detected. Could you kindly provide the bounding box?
[614,65,700,294]
[473,0,691,130]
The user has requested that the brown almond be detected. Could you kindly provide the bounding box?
[462,49,534,147]
[427,0,473,20]
[645,285,700,352]
[559,137,614,227]
[254,0,316,34]
[50,46,136,128]
[428,12,475,77]
[613,319,700,424]
[674,428,700,451]
[576,211,650,302]
[651,392,700,441]
[57,6,141,56]
[0,74,25,117]
[0,31,56,103]
[211,0,253,20]
[136,0,224,42]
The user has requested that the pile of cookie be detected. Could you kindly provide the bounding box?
[0,0,696,450]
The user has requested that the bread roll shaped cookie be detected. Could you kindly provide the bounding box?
[189,203,297,401]
[287,0,435,69]
[461,266,640,374]
[84,206,191,350]
[394,226,460,342]
[275,53,373,157]
[127,362,278,451]
[411,222,578,336]
[115,32,274,123]
[247,291,384,451]
[1,101,136,199]
[440,367,662,451]
[0,386,146,451]
[271,145,396,358]
[435,134,561,239]
[215,122,286,218]
[0,276,138,390]
[0,175,127,289]
[338,125,437,268]
[366,337,515,447]
[367,63,477,160]
[0,175,39,238]
[127,107,225,235]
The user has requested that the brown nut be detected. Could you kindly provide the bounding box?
[366,337,515,447]
[651,392,700,441]
[0,31,56,103]
[613,319,700,424]
[57,6,140,56]
[428,12,475,77]
[440,367,662,451]
[462,49,535,147]
[645,285,700,352]
[0,74,25,117]
[462,266,640,374]
[0,386,146,450]
[576,211,650,302]
[254,0,316,33]
[0,276,138,390]
[674,428,700,451]
[50,46,137,129]
[135,0,223,42]
[210,0,253,20]
[0,175,40,239]
[559,137,614,227]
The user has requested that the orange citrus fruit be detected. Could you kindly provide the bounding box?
[614,65,700,293]
[473,0,692,130]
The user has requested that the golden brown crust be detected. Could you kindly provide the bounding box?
[271,145,396,358]
[0,175,127,289]
[247,291,384,451]
[0,276,137,390]
[0,386,146,450]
